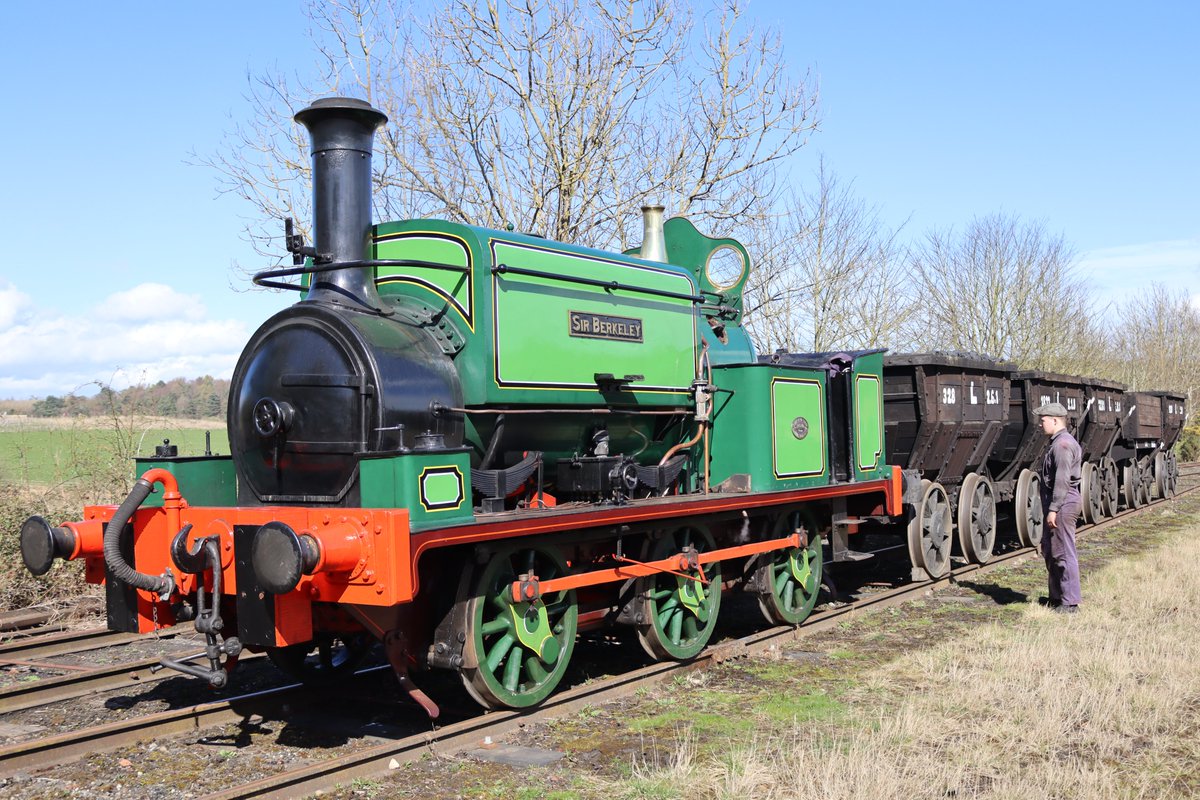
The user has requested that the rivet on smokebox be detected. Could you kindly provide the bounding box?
[309,586,320,598]
[375,584,385,595]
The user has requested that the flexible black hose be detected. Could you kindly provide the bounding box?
[104,478,175,597]
[480,414,506,470]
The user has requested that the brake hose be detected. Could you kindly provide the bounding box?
[103,477,176,597]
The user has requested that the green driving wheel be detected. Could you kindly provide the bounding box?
[754,509,823,625]
[460,545,578,709]
[636,526,722,661]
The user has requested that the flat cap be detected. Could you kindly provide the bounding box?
[1033,401,1068,417]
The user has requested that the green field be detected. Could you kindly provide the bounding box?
[0,420,230,487]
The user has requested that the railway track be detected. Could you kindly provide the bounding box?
[0,627,194,715]
[0,609,53,634]
[209,481,1200,800]
[3,478,1191,798]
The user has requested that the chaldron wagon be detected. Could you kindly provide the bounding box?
[1115,390,1187,507]
[1076,377,1127,522]
[881,353,1012,578]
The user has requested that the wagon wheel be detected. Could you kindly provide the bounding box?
[753,509,824,626]
[636,526,722,661]
[1138,461,1154,506]
[266,633,375,687]
[1167,451,1179,496]
[1014,468,1044,548]
[906,479,952,578]
[460,545,578,709]
[1080,462,1102,524]
[1154,451,1168,500]
[1100,456,1119,516]
[956,473,996,564]
[1122,460,1142,510]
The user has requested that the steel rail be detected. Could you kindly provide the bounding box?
[0,627,170,662]
[201,481,1200,800]
[0,652,265,715]
[0,610,51,633]
[0,683,308,776]
[0,665,396,777]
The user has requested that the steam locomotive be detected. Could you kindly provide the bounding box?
[17,98,1184,714]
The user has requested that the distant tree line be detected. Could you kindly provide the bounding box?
[15,377,229,420]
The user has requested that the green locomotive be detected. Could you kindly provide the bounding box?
[16,96,902,713]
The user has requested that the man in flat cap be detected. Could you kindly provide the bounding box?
[1035,402,1082,612]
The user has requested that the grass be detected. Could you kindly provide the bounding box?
[596,500,1200,799]
[0,416,228,488]
[0,415,228,614]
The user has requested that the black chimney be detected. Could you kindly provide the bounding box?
[293,97,388,309]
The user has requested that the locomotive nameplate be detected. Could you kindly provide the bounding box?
[568,311,644,343]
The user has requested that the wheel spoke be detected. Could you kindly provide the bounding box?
[480,617,510,636]
[668,606,684,644]
[485,632,516,673]
[774,568,791,596]
[782,578,796,610]
[502,648,522,691]
[525,656,549,682]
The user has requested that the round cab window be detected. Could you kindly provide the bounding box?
[705,245,745,291]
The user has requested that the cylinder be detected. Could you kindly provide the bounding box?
[640,204,667,262]
[293,97,389,309]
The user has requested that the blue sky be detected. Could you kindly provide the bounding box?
[1,1,1197,398]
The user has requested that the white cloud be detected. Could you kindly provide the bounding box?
[0,281,252,398]
[104,283,207,322]
[1076,239,1200,310]
[0,281,32,329]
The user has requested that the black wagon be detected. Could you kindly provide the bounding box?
[1077,378,1127,522]
[1116,390,1187,504]
[990,370,1089,549]
[883,353,1012,576]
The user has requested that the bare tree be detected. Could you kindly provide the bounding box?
[1104,284,1200,406]
[742,162,909,354]
[905,214,1102,371]
[200,0,817,262]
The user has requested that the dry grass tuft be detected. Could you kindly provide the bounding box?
[607,513,1200,799]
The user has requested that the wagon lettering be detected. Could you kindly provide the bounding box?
[941,386,957,404]
[969,381,978,405]
[985,388,1000,405]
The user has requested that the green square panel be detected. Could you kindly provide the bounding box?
[709,365,829,491]
[771,377,826,478]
